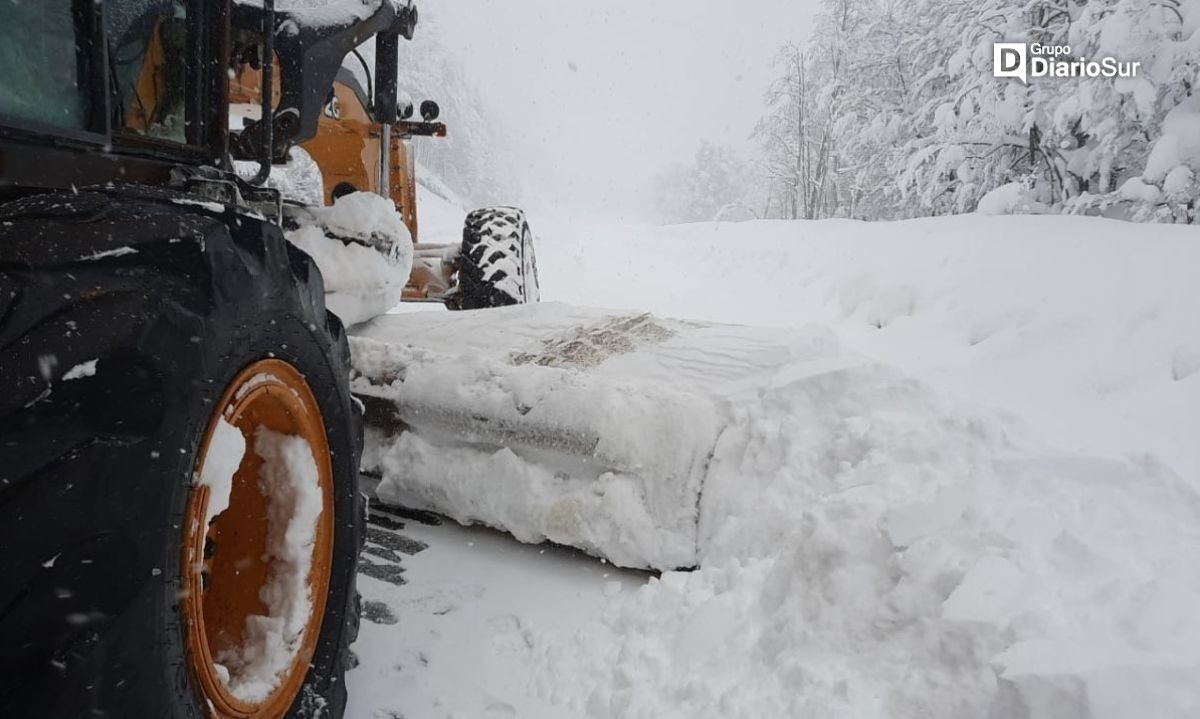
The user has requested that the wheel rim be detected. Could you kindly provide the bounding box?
[182,359,335,719]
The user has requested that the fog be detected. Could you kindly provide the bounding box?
[423,0,821,217]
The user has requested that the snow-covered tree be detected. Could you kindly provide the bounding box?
[756,0,1200,223]
[650,141,756,223]
[906,0,1199,221]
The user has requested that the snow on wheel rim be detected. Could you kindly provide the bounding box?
[183,359,335,719]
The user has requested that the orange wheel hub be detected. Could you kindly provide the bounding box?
[182,359,335,719]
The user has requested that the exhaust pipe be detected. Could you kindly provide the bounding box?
[374,32,400,199]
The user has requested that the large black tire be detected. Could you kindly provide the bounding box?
[0,188,364,718]
[456,206,540,310]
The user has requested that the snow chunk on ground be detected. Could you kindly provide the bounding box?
[217,427,324,703]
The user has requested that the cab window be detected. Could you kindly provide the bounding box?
[0,0,94,131]
[105,0,188,142]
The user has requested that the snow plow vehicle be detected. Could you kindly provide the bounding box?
[0,1,427,717]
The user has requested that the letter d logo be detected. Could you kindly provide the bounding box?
[993,43,1027,84]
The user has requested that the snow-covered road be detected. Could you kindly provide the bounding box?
[343,206,1200,719]
[345,504,650,719]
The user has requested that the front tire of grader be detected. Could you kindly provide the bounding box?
[455,206,541,309]
[0,190,364,719]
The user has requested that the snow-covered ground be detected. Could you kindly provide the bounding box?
[539,214,1200,486]
[344,202,1200,719]
[346,511,649,719]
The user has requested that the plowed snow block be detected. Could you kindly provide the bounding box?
[348,302,850,570]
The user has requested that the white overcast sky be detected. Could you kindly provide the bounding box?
[422,1,821,215]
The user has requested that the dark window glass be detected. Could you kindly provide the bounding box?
[0,0,92,130]
[105,0,188,141]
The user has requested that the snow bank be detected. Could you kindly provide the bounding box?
[537,376,1200,718]
[285,192,413,327]
[519,212,1200,718]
